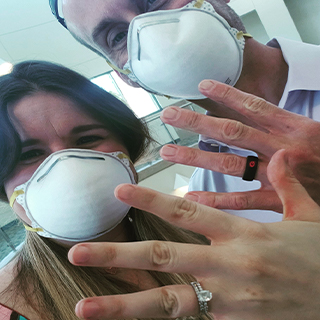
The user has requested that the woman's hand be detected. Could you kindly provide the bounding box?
[160,80,320,213]
[68,150,320,319]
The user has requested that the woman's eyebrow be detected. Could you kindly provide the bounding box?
[70,124,107,135]
[21,139,41,148]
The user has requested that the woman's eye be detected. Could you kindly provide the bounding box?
[146,0,163,10]
[76,135,103,145]
[20,150,44,162]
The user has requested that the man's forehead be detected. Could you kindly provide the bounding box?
[62,0,137,36]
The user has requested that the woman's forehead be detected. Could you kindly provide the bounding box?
[9,92,96,137]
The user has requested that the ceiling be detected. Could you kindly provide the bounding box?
[0,0,111,79]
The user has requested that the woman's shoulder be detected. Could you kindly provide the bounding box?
[0,259,16,295]
[0,261,40,320]
[0,260,19,318]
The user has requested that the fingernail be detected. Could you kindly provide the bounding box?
[76,300,100,319]
[184,193,199,202]
[116,184,136,200]
[161,145,177,157]
[161,107,180,121]
[72,245,90,264]
[199,80,215,91]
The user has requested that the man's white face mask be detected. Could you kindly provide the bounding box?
[111,0,251,99]
[9,149,135,242]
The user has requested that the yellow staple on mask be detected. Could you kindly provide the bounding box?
[24,225,44,233]
[194,0,205,8]
[237,31,253,40]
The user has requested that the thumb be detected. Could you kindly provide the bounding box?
[267,149,320,222]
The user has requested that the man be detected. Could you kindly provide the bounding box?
[49,1,320,319]
[51,0,320,223]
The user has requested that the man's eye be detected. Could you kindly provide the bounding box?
[113,31,128,46]
[20,150,44,162]
[76,135,103,145]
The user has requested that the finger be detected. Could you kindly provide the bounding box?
[198,80,303,133]
[160,107,278,157]
[75,285,199,320]
[160,144,269,184]
[268,149,320,221]
[114,184,253,239]
[184,190,283,213]
[68,241,236,276]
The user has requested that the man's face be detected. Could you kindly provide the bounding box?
[62,0,236,71]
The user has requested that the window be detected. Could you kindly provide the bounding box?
[91,71,161,118]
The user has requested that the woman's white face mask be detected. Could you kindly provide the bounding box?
[9,149,135,242]
[112,0,250,99]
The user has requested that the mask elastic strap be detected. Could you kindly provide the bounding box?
[194,0,205,8]
[236,31,253,39]
[106,60,131,75]
[24,225,44,233]
[9,190,44,233]
[9,189,24,208]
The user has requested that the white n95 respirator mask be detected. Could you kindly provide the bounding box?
[9,149,135,242]
[110,0,251,99]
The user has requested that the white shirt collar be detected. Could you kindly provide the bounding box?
[267,37,320,108]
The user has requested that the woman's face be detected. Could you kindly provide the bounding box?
[4,91,129,226]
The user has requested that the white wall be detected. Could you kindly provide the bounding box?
[236,0,320,45]
[284,0,320,45]
[139,164,196,195]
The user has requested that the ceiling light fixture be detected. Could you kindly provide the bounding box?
[0,58,13,76]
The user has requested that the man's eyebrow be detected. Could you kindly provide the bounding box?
[92,19,113,43]
[70,124,108,135]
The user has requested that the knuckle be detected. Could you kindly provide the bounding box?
[228,194,249,210]
[243,96,267,114]
[183,148,199,165]
[171,198,199,223]
[105,297,125,318]
[219,155,244,175]
[142,190,158,206]
[185,111,202,130]
[221,120,246,141]
[101,246,117,264]
[219,84,234,102]
[244,253,273,279]
[202,193,219,208]
[150,241,176,268]
[158,287,180,317]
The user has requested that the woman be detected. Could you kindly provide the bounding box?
[0,61,210,320]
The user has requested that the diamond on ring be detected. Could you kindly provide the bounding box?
[190,281,212,314]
